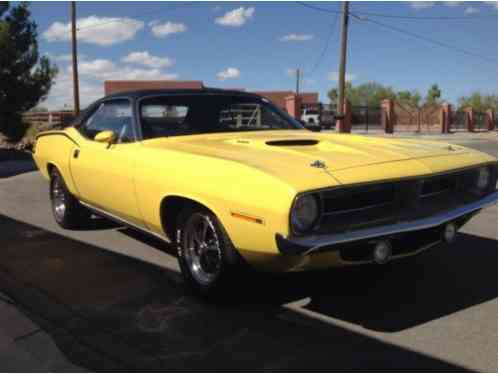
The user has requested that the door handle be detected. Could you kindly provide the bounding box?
[73,149,80,159]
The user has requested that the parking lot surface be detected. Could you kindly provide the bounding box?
[0,135,498,371]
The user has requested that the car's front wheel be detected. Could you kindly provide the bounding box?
[176,206,244,297]
[50,168,90,229]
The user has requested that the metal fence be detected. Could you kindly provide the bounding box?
[453,110,467,131]
[22,111,76,128]
[393,103,441,133]
[351,106,382,132]
[474,111,486,131]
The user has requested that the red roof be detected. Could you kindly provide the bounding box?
[253,91,318,108]
[103,81,319,108]
[104,80,204,95]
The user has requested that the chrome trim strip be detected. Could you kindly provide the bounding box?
[286,190,498,255]
[79,201,171,243]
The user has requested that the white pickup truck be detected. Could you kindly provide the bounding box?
[301,108,320,126]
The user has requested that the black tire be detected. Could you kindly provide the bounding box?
[49,168,90,229]
[176,205,245,298]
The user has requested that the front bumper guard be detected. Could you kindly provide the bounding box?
[276,190,498,256]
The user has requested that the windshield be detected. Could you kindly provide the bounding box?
[139,94,303,139]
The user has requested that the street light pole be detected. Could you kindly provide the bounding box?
[70,1,80,116]
[336,1,349,129]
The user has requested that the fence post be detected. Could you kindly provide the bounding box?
[366,106,369,132]
[486,109,495,131]
[381,99,394,134]
[336,99,351,133]
[284,94,302,120]
[465,107,475,132]
[441,103,452,134]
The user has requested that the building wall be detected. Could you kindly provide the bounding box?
[103,81,319,118]
[104,80,204,95]
[253,91,318,109]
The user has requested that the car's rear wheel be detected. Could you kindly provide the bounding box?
[176,206,244,297]
[50,168,90,229]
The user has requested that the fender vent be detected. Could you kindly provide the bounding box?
[266,139,319,146]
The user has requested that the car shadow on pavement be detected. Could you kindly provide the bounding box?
[289,234,498,332]
[0,213,488,371]
[0,150,37,178]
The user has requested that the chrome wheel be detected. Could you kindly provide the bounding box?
[183,213,222,286]
[51,176,66,222]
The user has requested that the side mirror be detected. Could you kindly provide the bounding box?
[94,130,117,145]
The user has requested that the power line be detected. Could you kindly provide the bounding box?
[306,6,340,77]
[296,2,342,16]
[295,1,498,20]
[356,16,498,65]
[297,1,498,67]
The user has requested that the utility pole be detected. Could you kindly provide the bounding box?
[336,1,349,129]
[295,68,300,96]
[70,1,80,116]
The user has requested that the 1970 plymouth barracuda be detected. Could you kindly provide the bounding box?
[33,88,498,296]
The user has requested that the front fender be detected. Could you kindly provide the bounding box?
[134,147,296,255]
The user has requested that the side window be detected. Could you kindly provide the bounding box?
[141,103,191,139]
[80,99,134,143]
[219,102,288,130]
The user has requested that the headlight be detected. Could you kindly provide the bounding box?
[476,166,491,191]
[291,194,320,234]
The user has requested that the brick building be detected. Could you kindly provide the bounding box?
[104,81,319,116]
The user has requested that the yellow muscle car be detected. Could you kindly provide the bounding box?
[33,88,498,296]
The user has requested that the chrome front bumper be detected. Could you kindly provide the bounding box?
[276,190,498,256]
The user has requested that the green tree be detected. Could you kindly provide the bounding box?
[327,81,351,107]
[328,81,396,107]
[0,2,57,140]
[425,84,442,105]
[396,90,422,108]
[458,93,498,112]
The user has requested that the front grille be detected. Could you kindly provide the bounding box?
[312,165,497,235]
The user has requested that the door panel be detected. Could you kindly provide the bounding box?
[68,98,144,228]
[70,138,144,227]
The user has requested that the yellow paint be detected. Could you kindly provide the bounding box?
[93,130,116,144]
[33,128,497,272]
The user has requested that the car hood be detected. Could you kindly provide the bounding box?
[144,130,474,191]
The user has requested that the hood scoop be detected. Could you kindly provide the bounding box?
[266,139,319,147]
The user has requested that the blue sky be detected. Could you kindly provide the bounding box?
[27,1,498,109]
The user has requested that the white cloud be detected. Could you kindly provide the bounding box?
[75,58,178,81]
[444,1,461,6]
[286,68,297,77]
[215,7,254,27]
[43,55,179,110]
[149,21,187,38]
[45,53,72,62]
[484,1,498,9]
[464,6,480,14]
[409,2,435,10]
[217,67,240,80]
[328,71,356,82]
[279,33,314,42]
[42,69,103,110]
[43,16,144,46]
[122,51,173,68]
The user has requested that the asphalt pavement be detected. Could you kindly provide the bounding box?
[0,134,497,371]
